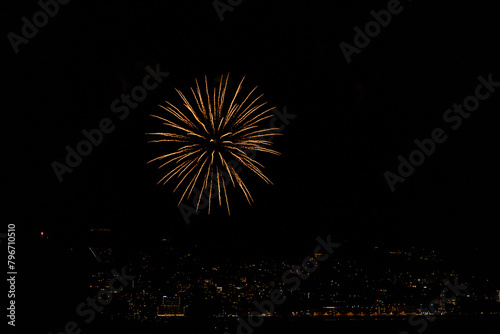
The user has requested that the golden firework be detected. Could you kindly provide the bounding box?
[147,74,281,214]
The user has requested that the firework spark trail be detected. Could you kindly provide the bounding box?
[147,74,281,215]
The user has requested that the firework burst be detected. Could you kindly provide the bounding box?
[147,74,281,214]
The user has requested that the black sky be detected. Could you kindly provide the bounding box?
[4,0,500,269]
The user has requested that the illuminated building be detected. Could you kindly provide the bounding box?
[157,295,185,317]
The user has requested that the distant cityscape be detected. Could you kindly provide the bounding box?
[42,228,500,322]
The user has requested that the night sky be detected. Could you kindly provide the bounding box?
[3,0,500,319]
